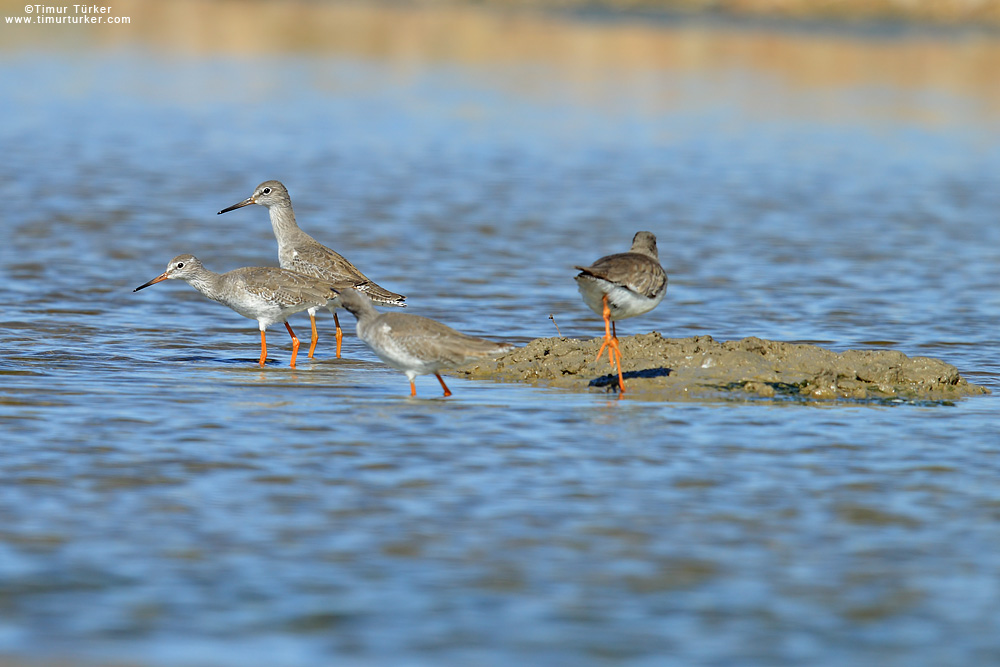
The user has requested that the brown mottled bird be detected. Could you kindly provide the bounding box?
[219,180,405,359]
[575,231,667,392]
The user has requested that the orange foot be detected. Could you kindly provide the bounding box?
[593,294,625,392]
[435,373,453,398]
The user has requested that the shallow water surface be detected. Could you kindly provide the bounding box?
[2,5,1000,665]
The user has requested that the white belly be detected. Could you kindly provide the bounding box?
[577,278,664,321]
[359,321,443,379]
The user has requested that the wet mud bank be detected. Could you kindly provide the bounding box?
[457,333,990,402]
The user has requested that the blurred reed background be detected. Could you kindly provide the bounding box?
[3,0,999,120]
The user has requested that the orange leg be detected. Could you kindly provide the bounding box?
[594,294,615,364]
[435,373,453,398]
[593,295,625,393]
[333,312,343,359]
[410,379,417,397]
[284,322,300,368]
[612,340,625,393]
[307,312,319,358]
[610,320,625,392]
[258,330,268,366]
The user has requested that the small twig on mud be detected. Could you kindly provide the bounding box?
[549,314,563,338]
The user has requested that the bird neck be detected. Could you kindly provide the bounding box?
[630,243,658,260]
[346,299,381,331]
[183,268,226,302]
[267,203,304,243]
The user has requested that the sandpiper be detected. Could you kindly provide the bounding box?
[134,254,352,368]
[335,288,514,398]
[575,231,667,393]
[218,180,405,360]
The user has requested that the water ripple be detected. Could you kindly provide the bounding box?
[2,20,1000,666]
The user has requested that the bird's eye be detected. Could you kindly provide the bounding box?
[176,262,184,269]
[262,187,271,195]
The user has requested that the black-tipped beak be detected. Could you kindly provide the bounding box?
[134,272,169,292]
[218,196,254,215]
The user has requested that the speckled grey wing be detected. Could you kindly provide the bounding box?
[380,313,512,366]
[234,267,338,311]
[288,243,406,306]
[575,252,667,300]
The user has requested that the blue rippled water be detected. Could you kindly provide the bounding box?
[2,10,1000,665]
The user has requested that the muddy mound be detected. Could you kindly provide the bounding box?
[457,333,989,401]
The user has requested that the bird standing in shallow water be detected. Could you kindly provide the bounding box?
[336,288,515,398]
[575,231,667,393]
[218,180,405,360]
[134,254,350,368]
